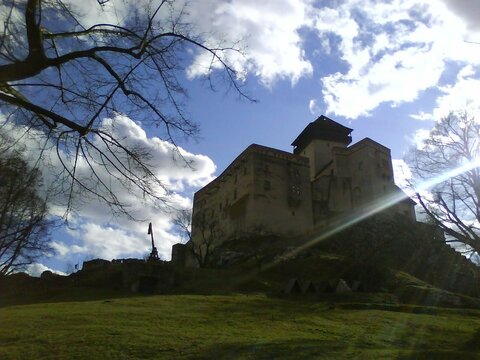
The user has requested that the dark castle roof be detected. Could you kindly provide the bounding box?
[291,115,353,153]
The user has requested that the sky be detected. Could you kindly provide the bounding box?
[12,0,480,275]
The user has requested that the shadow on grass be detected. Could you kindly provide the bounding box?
[397,350,479,360]
[193,338,347,359]
[0,286,136,308]
[461,328,480,352]
[194,339,478,360]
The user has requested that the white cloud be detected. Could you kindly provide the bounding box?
[409,111,433,121]
[55,117,216,261]
[172,0,480,117]
[62,221,180,261]
[64,223,151,260]
[99,115,216,190]
[50,241,70,257]
[25,263,67,277]
[309,99,320,114]
[441,0,480,31]
[407,65,480,122]
[41,0,315,88]
[185,0,314,87]
[312,0,480,119]
[392,159,413,191]
[431,66,480,120]
[9,0,480,120]
[410,128,432,149]
[63,0,131,28]
[1,114,216,262]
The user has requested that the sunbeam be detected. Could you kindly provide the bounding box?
[246,156,480,277]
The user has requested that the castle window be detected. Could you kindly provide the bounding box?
[244,167,247,175]
[358,161,363,170]
[291,185,301,196]
[219,203,222,210]
[234,189,237,200]
[234,174,238,183]
[264,180,271,191]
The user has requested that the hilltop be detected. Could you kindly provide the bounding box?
[2,215,479,311]
[3,215,480,358]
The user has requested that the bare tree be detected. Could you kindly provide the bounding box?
[0,150,52,275]
[407,111,480,256]
[0,0,250,218]
[193,216,223,268]
[173,208,192,243]
[174,208,223,267]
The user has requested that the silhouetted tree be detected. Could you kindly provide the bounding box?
[193,216,223,268]
[0,151,52,275]
[0,0,250,218]
[174,208,223,267]
[173,209,192,243]
[407,111,480,256]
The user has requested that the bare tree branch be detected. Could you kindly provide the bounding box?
[0,149,52,275]
[407,111,480,254]
[0,0,252,219]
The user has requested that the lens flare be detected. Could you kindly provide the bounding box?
[256,156,480,273]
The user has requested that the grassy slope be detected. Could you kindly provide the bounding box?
[3,221,480,359]
[2,294,480,359]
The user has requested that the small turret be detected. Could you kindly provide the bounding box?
[291,115,352,154]
[292,115,353,180]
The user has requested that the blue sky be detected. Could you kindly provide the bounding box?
[18,0,480,275]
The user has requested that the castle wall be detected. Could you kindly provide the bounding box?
[396,199,417,219]
[309,139,415,224]
[297,139,347,180]
[346,140,395,209]
[191,145,313,253]
[187,118,417,265]
[191,151,255,248]
[245,149,313,236]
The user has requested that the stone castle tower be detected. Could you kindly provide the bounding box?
[188,115,416,256]
[292,115,353,180]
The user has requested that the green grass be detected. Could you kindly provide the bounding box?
[2,294,480,359]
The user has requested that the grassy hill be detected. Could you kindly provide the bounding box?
[2,294,480,359]
[3,215,480,358]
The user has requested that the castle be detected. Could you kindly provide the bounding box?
[185,115,415,261]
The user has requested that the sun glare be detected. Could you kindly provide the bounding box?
[256,156,480,274]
